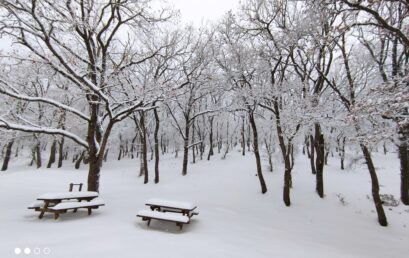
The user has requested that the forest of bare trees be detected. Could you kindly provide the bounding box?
[0,0,408,227]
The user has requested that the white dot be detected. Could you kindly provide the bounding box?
[24,248,31,255]
[43,247,51,255]
[14,248,22,255]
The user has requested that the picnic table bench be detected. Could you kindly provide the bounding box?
[137,199,199,230]
[28,191,104,220]
[137,210,190,230]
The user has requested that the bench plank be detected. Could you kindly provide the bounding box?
[28,201,47,209]
[137,210,189,223]
[50,199,105,210]
[146,199,197,211]
[37,191,98,200]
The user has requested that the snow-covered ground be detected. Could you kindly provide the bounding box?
[0,149,408,258]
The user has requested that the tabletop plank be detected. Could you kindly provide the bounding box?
[145,198,197,211]
[37,191,98,200]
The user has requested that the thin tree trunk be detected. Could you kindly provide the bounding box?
[399,141,409,205]
[360,144,388,226]
[153,106,160,184]
[264,138,273,172]
[14,146,19,158]
[35,143,42,168]
[118,145,123,161]
[242,117,246,156]
[47,140,57,168]
[383,142,388,155]
[191,123,196,164]
[340,136,346,170]
[29,147,35,167]
[104,148,109,162]
[1,140,14,171]
[181,114,190,176]
[315,124,325,198]
[75,151,85,169]
[182,140,189,175]
[275,113,293,206]
[306,136,311,159]
[207,116,214,160]
[324,148,329,165]
[57,137,64,168]
[140,112,148,184]
[249,112,267,194]
[310,135,316,174]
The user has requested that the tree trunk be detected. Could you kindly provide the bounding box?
[29,148,35,167]
[283,158,292,206]
[264,138,273,172]
[249,112,267,194]
[360,144,388,226]
[306,136,311,159]
[340,136,345,170]
[75,151,85,169]
[14,146,19,158]
[182,140,189,176]
[399,141,409,205]
[57,137,64,168]
[191,123,196,164]
[241,117,246,156]
[118,145,123,161]
[35,143,42,168]
[324,148,329,165]
[275,117,292,206]
[181,115,190,176]
[104,148,109,162]
[207,116,214,160]
[87,156,102,192]
[309,135,316,174]
[153,106,160,184]
[47,140,57,168]
[140,112,148,184]
[1,140,14,171]
[315,124,325,198]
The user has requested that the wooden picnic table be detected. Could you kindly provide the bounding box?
[29,191,100,219]
[138,199,199,230]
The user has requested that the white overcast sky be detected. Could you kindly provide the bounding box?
[168,0,240,25]
[0,0,241,49]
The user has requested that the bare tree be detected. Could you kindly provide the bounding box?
[0,0,175,191]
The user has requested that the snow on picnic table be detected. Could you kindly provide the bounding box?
[0,150,408,258]
[51,199,105,210]
[145,198,197,210]
[137,210,190,223]
[37,191,99,200]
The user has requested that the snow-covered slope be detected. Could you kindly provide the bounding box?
[0,150,407,258]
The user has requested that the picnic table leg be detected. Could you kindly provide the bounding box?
[176,223,183,230]
[54,212,59,220]
[39,202,50,219]
[74,198,84,213]
[88,208,92,215]
[147,218,151,227]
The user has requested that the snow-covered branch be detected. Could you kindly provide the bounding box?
[0,84,90,121]
[0,118,88,149]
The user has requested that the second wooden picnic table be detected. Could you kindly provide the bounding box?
[33,192,99,219]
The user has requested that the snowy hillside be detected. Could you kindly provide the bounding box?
[0,151,407,258]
